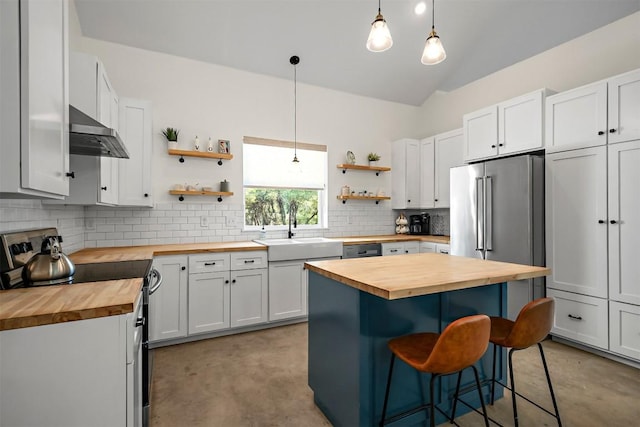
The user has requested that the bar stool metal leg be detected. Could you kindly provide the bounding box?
[450,371,463,423]
[508,348,519,427]
[490,343,497,405]
[538,343,563,427]
[429,374,437,427]
[471,365,490,427]
[379,354,396,427]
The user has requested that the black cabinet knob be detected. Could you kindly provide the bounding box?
[434,198,438,202]
[225,280,229,284]
[609,129,616,133]
[610,220,618,224]
[181,266,186,271]
[144,193,149,197]
[598,220,605,224]
[101,186,107,191]
[498,143,504,147]
[232,279,236,283]
[407,200,411,203]
[66,172,75,179]
[491,145,497,148]
[598,131,605,135]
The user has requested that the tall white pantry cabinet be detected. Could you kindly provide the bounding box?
[545,68,640,363]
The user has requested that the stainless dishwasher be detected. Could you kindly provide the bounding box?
[343,243,382,258]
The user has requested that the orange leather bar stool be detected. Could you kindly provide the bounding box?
[489,297,562,426]
[379,314,491,427]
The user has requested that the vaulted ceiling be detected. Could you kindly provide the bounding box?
[74,0,640,106]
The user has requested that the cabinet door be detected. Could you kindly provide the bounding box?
[608,141,640,305]
[392,139,420,209]
[188,271,230,334]
[498,90,544,155]
[97,67,119,204]
[150,256,188,342]
[404,241,419,254]
[268,261,307,321]
[609,301,640,361]
[434,129,464,208]
[463,105,498,161]
[419,138,435,208]
[231,269,268,327]
[608,69,640,145]
[19,0,69,197]
[435,244,450,255]
[547,289,608,350]
[118,98,153,206]
[546,147,608,298]
[419,242,436,253]
[545,81,607,152]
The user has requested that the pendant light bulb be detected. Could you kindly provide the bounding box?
[421,0,446,65]
[366,1,393,52]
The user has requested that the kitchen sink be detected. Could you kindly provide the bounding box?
[253,237,343,261]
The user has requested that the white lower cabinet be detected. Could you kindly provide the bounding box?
[609,301,640,360]
[547,289,608,350]
[150,255,188,342]
[0,299,141,427]
[419,242,436,253]
[188,271,230,334]
[231,268,268,327]
[382,241,419,256]
[435,243,450,254]
[269,260,307,321]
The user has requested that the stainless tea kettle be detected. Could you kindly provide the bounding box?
[22,236,75,286]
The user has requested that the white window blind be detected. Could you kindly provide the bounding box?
[243,136,327,190]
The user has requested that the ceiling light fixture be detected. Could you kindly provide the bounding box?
[290,55,300,164]
[421,0,446,65]
[366,0,393,52]
[414,2,427,15]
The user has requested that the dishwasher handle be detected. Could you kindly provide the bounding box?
[149,268,163,295]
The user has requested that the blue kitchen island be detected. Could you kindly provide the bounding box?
[305,253,549,427]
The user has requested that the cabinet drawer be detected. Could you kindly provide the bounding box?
[382,243,404,256]
[609,301,640,361]
[436,244,450,254]
[230,251,268,271]
[547,289,608,350]
[419,242,436,253]
[189,253,230,273]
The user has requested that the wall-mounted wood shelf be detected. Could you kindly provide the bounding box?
[168,149,233,165]
[337,164,390,176]
[337,195,390,205]
[169,190,234,202]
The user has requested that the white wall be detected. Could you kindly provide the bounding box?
[416,12,640,137]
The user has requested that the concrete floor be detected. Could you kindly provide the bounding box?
[150,323,640,427]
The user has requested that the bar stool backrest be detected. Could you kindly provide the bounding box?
[506,297,555,349]
[421,314,490,375]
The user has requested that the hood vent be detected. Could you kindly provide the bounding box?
[69,105,129,158]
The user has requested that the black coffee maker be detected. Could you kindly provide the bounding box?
[409,213,430,235]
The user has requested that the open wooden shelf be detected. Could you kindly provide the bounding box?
[168,148,233,165]
[337,195,390,204]
[337,164,390,175]
[169,190,234,202]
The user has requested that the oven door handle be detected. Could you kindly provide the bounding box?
[149,268,163,295]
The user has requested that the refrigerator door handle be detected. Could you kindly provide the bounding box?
[475,177,484,252]
[486,175,493,252]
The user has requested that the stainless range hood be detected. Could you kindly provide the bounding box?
[69,105,129,158]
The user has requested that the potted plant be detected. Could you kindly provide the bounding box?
[162,127,180,149]
[367,152,381,166]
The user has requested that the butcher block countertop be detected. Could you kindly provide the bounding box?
[339,235,449,245]
[70,241,267,264]
[0,279,142,331]
[305,253,549,300]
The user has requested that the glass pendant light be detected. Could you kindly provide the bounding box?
[421,0,446,65]
[366,0,393,52]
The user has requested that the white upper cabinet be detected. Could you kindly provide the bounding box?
[433,128,464,208]
[118,98,153,207]
[419,137,435,209]
[0,0,70,198]
[608,69,640,145]
[464,89,551,162]
[546,68,640,152]
[392,139,420,209]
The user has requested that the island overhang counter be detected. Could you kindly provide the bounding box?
[305,253,549,427]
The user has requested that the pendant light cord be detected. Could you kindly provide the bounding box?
[431,0,435,30]
[294,62,297,157]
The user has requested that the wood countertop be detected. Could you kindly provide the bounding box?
[0,279,142,331]
[305,253,549,300]
[338,235,450,245]
[70,241,267,264]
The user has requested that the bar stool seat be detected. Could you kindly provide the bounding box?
[489,297,562,426]
[380,314,491,427]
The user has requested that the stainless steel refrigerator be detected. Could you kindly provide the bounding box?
[450,155,545,320]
